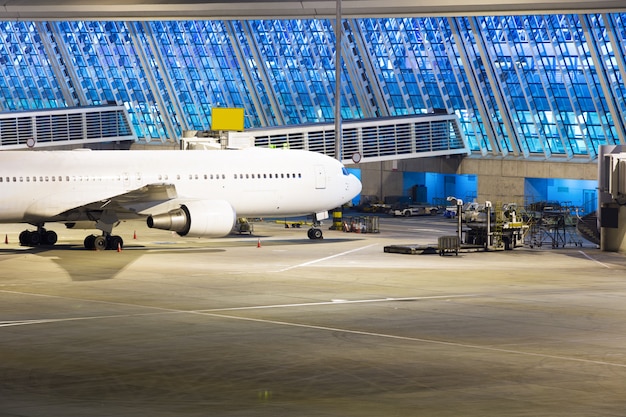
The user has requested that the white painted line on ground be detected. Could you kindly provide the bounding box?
[3,288,625,369]
[578,250,612,269]
[0,312,170,328]
[198,294,478,313]
[273,243,378,272]
[200,311,626,369]
[0,290,474,328]
[200,294,478,312]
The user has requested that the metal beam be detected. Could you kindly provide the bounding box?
[0,1,624,21]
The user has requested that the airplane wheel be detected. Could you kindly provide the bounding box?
[43,230,58,245]
[93,236,107,251]
[308,228,323,240]
[84,235,96,250]
[109,235,123,251]
[19,230,31,246]
[29,231,41,245]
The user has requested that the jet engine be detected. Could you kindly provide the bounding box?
[146,200,236,238]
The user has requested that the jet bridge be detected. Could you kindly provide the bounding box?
[0,105,136,150]
[226,113,469,165]
[598,145,626,251]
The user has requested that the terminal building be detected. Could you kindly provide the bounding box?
[0,1,625,248]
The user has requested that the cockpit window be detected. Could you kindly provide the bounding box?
[342,167,349,176]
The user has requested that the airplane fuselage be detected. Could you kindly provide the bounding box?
[0,147,362,248]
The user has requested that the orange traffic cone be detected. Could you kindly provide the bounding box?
[257,238,261,248]
[4,234,8,244]
[133,230,137,239]
[117,242,122,252]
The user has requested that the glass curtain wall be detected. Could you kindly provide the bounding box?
[0,14,624,157]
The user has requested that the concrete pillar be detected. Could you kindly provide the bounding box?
[600,203,626,252]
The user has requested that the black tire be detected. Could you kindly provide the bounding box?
[29,231,41,245]
[93,236,107,251]
[84,234,96,250]
[43,230,58,245]
[109,235,124,251]
[308,228,323,240]
[19,230,31,246]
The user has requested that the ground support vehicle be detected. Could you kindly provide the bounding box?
[465,221,527,250]
[233,218,254,234]
[391,205,439,217]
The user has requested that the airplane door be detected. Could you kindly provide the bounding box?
[123,172,141,189]
[315,165,326,189]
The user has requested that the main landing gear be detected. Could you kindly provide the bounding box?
[83,233,124,251]
[19,227,58,247]
[18,226,123,251]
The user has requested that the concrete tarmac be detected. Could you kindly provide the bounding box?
[1,214,626,416]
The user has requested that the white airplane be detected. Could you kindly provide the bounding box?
[0,147,362,250]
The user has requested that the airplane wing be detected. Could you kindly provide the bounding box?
[101,183,179,212]
[53,183,179,222]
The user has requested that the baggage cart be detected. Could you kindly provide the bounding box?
[438,235,459,256]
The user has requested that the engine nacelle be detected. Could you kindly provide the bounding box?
[146,200,236,238]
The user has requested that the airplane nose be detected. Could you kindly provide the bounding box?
[349,174,362,197]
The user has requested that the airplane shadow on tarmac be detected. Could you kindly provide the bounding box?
[0,244,224,282]
[0,235,355,281]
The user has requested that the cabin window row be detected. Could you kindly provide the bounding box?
[1,175,86,183]
[233,173,302,179]
[155,173,303,180]
[0,171,304,183]
[157,174,228,181]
